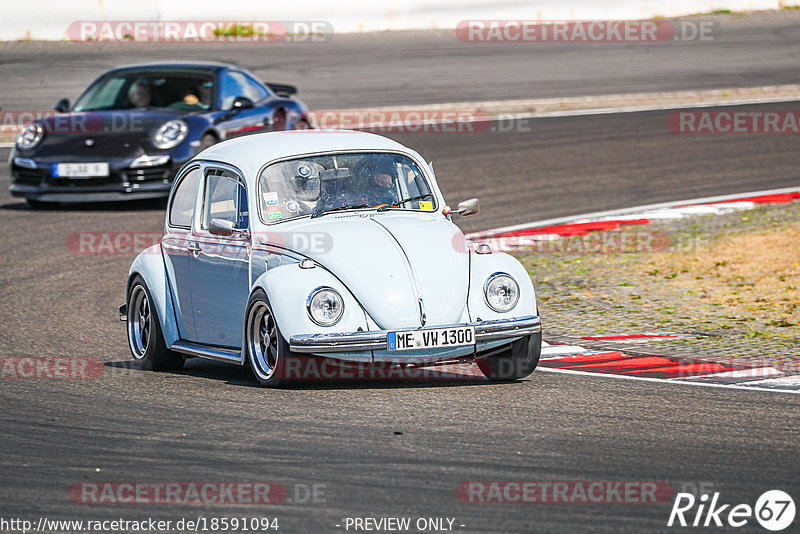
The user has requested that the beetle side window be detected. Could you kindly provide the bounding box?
[168,167,200,228]
[202,169,249,231]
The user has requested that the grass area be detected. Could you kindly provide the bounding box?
[641,226,799,327]
[513,201,800,364]
[213,24,265,38]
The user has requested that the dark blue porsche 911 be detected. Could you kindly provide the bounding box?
[9,61,311,206]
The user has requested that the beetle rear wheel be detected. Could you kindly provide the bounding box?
[127,276,184,371]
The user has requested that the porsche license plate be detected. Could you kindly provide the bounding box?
[53,162,110,178]
[387,326,475,351]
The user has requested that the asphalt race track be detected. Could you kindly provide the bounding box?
[2,19,800,533]
[2,13,800,111]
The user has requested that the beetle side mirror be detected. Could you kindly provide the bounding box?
[209,218,250,239]
[230,96,255,112]
[54,98,70,112]
[456,198,479,217]
[209,218,235,236]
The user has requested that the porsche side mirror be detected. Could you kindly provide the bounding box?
[54,98,70,113]
[230,96,255,111]
[456,198,479,217]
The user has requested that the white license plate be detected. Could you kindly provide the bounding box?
[53,162,110,178]
[387,326,475,351]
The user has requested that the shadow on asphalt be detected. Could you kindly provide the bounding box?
[0,198,167,212]
[105,359,504,390]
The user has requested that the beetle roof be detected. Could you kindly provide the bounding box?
[196,130,420,178]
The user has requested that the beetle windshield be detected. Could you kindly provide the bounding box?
[257,152,435,223]
[73,70,216,112]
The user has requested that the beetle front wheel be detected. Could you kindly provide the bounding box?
[245,289,296,387]
[477,332,541,381]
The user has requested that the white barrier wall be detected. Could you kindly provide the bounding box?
[0,0,785,40]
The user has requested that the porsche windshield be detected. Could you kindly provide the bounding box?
[73,70,216,112]
[258,153,435,223]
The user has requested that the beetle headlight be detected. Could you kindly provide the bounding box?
[152,120,188,149]
[484,273,519,312]
[16,122,45,150]
[307,287,344,326]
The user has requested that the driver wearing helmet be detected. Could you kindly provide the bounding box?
[354,155,397,207]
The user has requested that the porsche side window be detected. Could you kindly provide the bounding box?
[168,167,200,228]
[202,169,249,231]
[242,74,269,102]
[219,72,250,110]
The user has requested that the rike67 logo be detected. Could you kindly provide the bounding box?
[668,490,795,531]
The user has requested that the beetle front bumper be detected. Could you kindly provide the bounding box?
[289,315,541,354]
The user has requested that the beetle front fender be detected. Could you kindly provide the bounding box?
[467,251,537,322]
[252,263,370,342]
[128,244,181,347]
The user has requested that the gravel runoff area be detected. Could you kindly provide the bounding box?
[514,199,800,374]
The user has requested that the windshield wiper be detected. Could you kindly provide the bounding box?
[310,204,371,219]
[376,194,432,212]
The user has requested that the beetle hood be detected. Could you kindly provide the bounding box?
[275,213,469,330]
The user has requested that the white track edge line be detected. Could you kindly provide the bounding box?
[468,186,800,238]
[536,367,800,394]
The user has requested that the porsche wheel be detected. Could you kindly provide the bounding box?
[127,276,184,371]
[478,331,541,381]
[272,109,287,131]
[200,133,217,150]
[245,289,297,387]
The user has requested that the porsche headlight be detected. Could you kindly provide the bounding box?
[307,287,344,326]
[484,273,519,312]
[152,120,188,149]
[16,122,45,150]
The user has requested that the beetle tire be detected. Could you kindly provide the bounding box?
[127,275,184,371]
[245,289,302,388]
[478,331,541,381]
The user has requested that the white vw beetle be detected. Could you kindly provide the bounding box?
[121,130,541,386]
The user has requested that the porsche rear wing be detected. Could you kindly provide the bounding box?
[266,82,298,98]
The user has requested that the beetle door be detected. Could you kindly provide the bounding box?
[162,166,200,340]
[188,166,251,348]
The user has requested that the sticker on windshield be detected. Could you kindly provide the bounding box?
[262,191,279,207]
[419,200,433,210]
[262,192,283,220]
